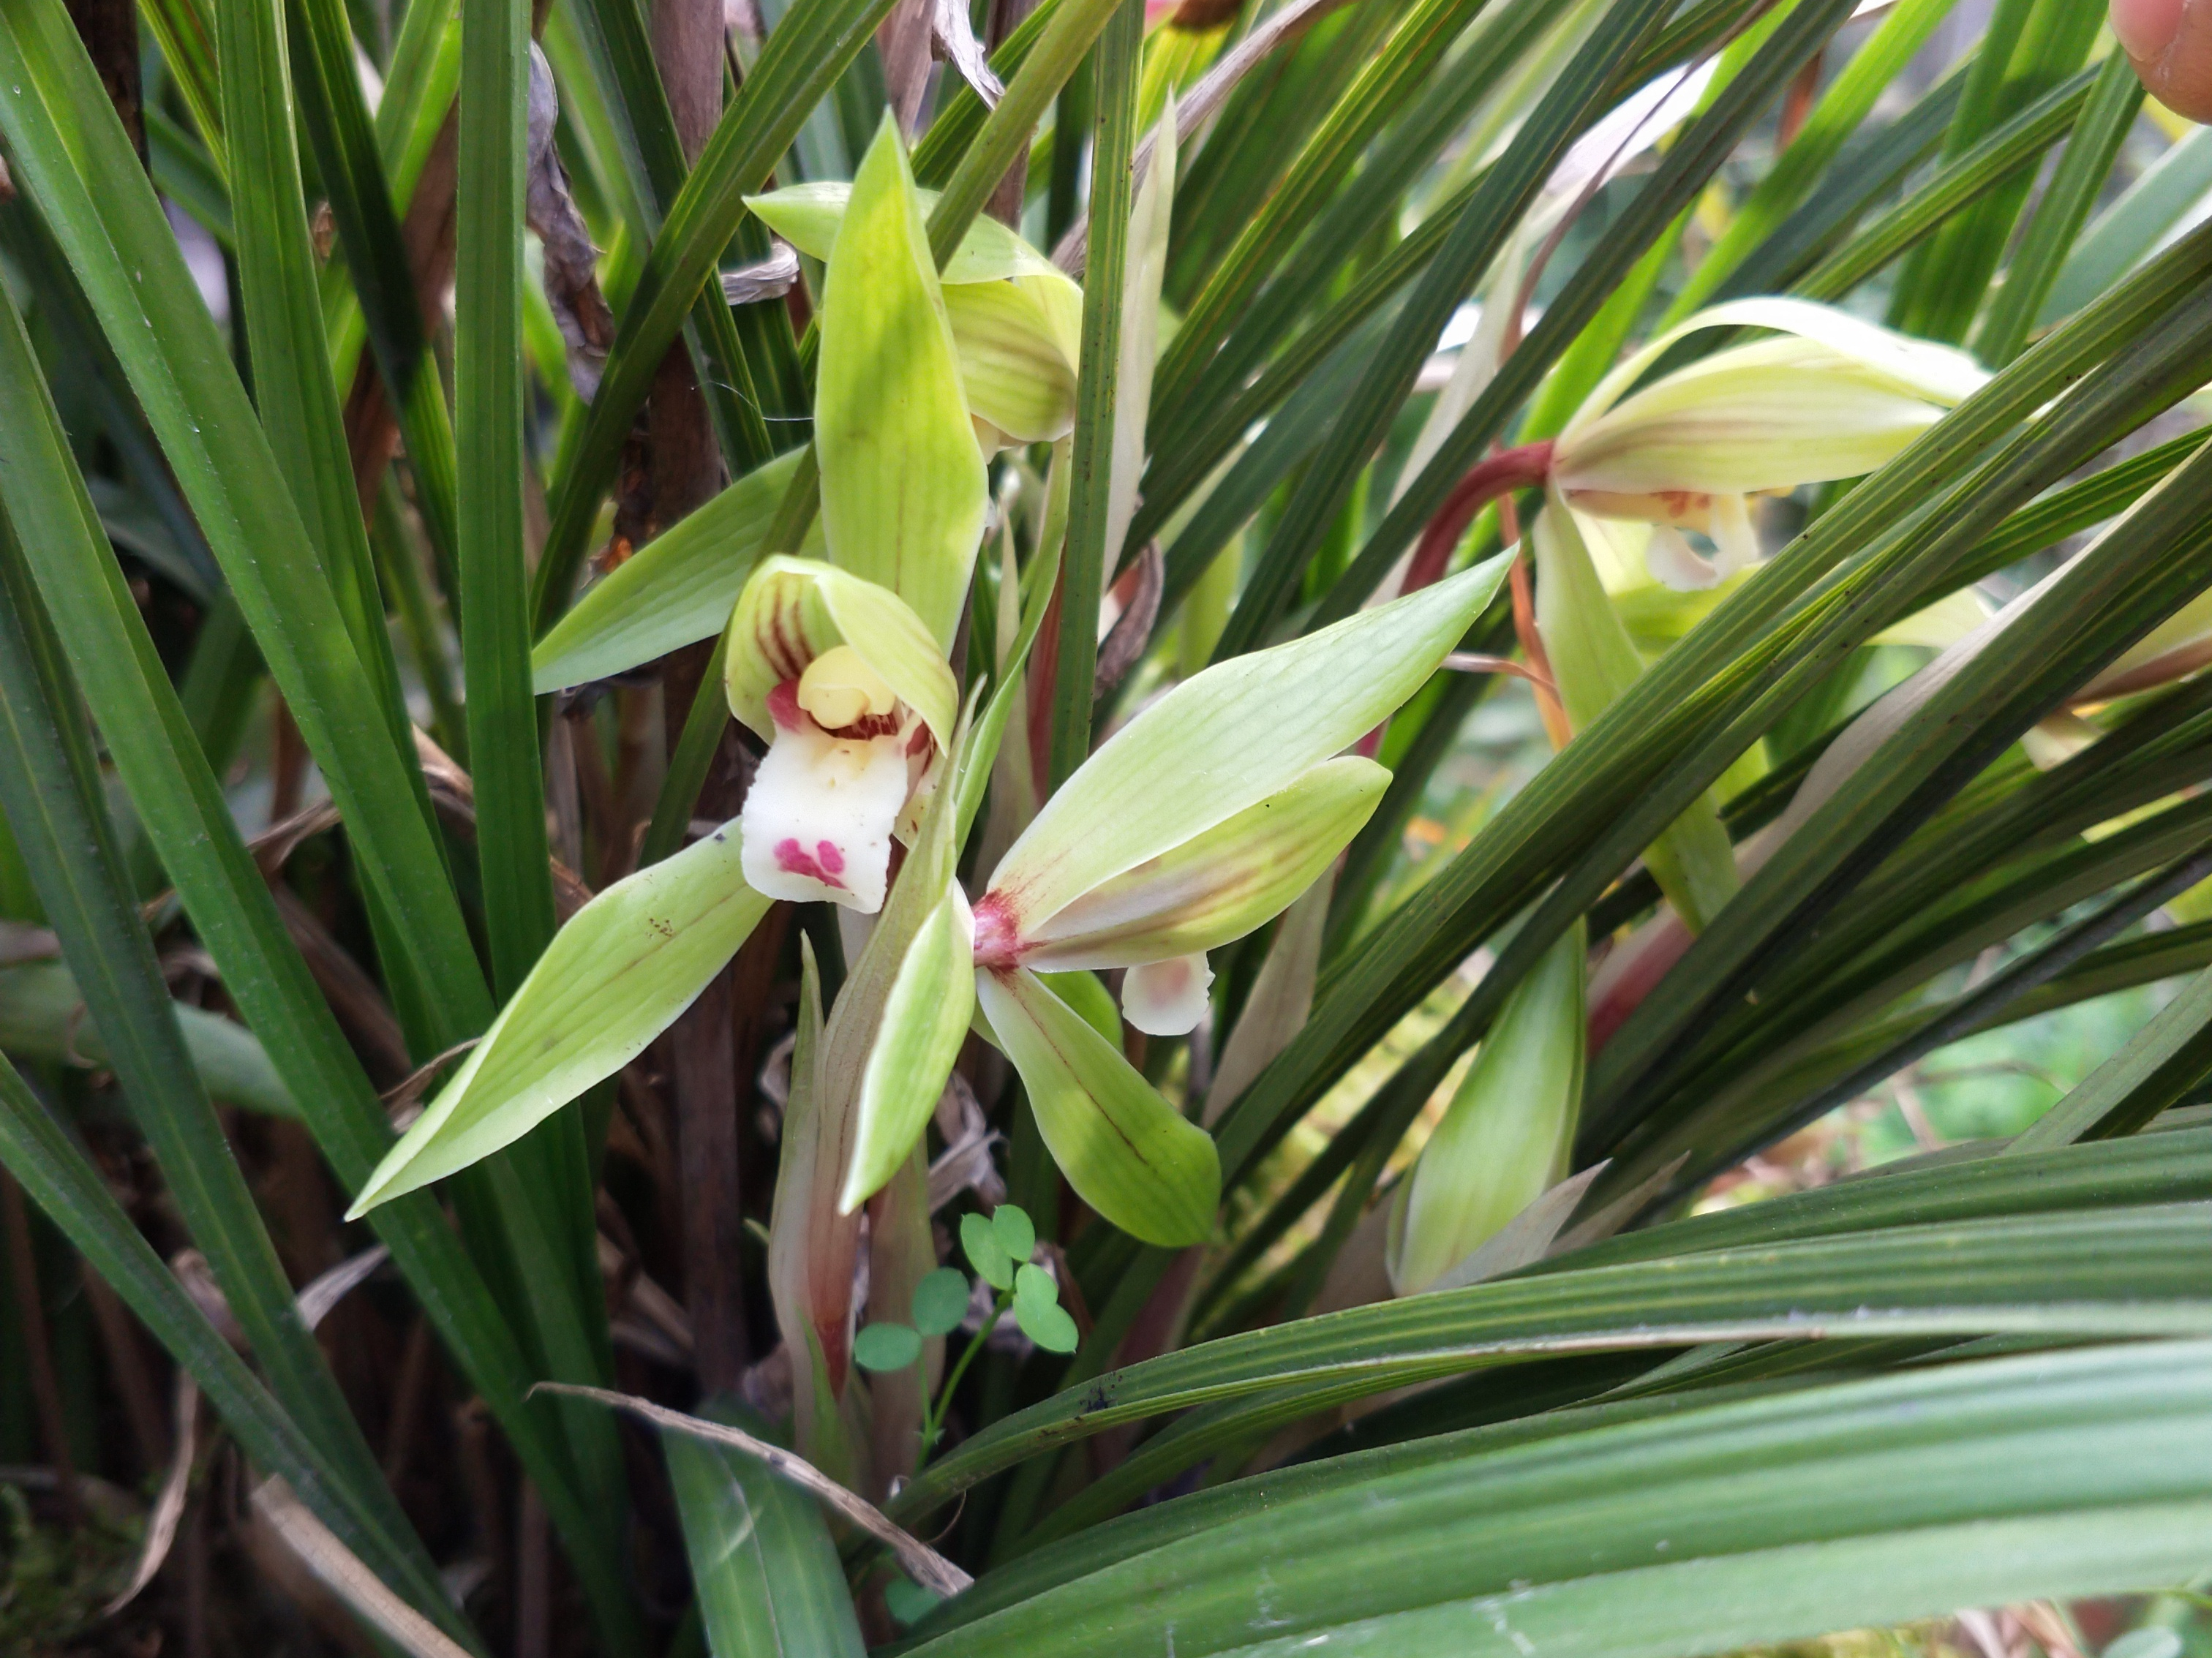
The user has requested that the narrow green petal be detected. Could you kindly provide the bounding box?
[1022,758,1385,969]
[840,883,976,1212]
[974,967,1219,1248]
[816,117,988,649]
[985,554,1508,940]
[347,825,768,1216]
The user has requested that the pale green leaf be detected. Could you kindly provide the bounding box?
[962,1210,1017,1289]
[0,960,298,1118]
[1014,1262,1077,1353]
[911,1267,971,1336]
[974,966,1219,1247]
[348,825,770,1216]
[816,116,988,649]
[854,1322,924,1371]
[992,1203,1036,1262]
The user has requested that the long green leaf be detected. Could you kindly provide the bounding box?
[903,1340,2212,1658]
[892,1203,2212,1518]
[0,520,471,1646]
[0,252,641,1653]
[0,1055,480,1650]
[1046,0,1142,785]
[0,0,494,1044]
[666,1401,867,1657]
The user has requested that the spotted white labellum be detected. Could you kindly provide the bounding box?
[1551,298,1985,589]
[724,557,958,913]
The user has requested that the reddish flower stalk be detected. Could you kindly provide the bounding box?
[1402,439,1554,597]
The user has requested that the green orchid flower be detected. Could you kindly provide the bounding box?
[1550,298,1986,589]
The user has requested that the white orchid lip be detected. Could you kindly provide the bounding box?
[738,671,933,913]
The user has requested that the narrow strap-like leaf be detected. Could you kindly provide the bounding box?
[0,520,470,1647]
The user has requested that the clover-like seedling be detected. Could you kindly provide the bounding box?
[1012,1262,1077,1353]
[911,1266,970,1338]
[851,1321,922,1373]
[960,1207,1017,1289]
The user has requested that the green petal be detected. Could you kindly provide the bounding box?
[531,447,812,693]
[1022,757,1385,970]
[816,116,988,649]
[822,700,978,1216]
[347,823,769,1216]
[974,967,1219,1248]
[838,880,975,1212]
[985,554,1509,941]
[721,555,960,748]
[942,278,1080,445]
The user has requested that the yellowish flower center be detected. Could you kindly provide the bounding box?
[797,646,898,731]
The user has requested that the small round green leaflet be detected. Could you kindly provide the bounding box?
[1014,1263,1077,1353]
[912,1267,971,1337]
[961,1211,1016,1289]
[853,1321,923,1372]
[884,1576,944,1627]
[992,1202,1036,1262]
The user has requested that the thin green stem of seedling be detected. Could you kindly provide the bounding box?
[922,1287,1013,1455]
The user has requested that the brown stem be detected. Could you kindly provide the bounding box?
[1404,440,1553,595]
[1510,550,1572,749]
[82,1264,168,1474]
[65,0,141,164]
[2,1168,80,1528]
[653,0,750,1391]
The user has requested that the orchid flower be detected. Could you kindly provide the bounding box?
[832,554,1514,1246]
[1549,298,1986,589]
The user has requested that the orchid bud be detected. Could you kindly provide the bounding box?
[1389,922,1586,1297]
[1551,298,1985,590]
[748,176,1084,451]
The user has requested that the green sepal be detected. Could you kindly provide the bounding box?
[816,116,988,649]
[530,447,813,693]
[1533,492,1738,931]
[985,554,1509,941]
[747,181,1065,284]
[974,965,1220,1248]
[347,823,769,1216]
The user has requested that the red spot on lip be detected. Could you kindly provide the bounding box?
[774,836,846,889]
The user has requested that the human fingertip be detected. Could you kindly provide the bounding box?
[2113,0,2186,63]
